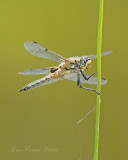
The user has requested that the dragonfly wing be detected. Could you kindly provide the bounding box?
[81,74,107,85]
[19,67,52,75]
[64,73,107,85]
[87,50,112,59]
[24,41,65,63]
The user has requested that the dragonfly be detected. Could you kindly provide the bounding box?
[19,41,112,94]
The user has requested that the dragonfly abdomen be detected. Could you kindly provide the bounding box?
[18,78,46,92]
[19,70,63,92]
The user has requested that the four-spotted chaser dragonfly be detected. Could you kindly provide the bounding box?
[19,41,112,94]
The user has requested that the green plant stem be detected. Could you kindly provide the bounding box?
[94,0,104,160]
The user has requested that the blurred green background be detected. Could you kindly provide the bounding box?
[0,0,127,160]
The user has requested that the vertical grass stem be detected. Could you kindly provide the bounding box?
[94,0,104,160]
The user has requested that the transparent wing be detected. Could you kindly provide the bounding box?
[64,73,107,85]
[87,50,112,59]
[24,41,66,63]
[19,67,52,75]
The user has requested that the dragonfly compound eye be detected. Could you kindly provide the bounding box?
[80,57,87,66]
[80,57,92,69]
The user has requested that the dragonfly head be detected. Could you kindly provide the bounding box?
[80,56,92,69]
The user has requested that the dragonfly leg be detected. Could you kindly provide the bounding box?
[75,60,97,81]
[75,60,81,69]
[77,72,100,95]
[79,84,100,95]
[77,73,81,87]
[80,70,97,80]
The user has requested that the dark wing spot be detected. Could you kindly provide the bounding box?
[50,68,58,73]
[45,48,48,51]
[33,41,37,44]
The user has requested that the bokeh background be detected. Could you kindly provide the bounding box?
[0,0,128,160]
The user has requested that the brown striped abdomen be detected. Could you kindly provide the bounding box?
[19,70,63,92]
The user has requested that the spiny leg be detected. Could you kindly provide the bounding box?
[75,60,99,94]
[77,72,81,87]
[75,60,97,81]
[77,73,100,95]
[75,60,81,69]
[80,70,97,81]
